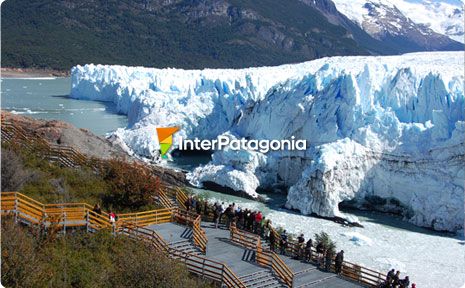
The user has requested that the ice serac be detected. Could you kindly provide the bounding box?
[70,52,464,232]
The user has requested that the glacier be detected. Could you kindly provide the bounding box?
[70,51,464,232]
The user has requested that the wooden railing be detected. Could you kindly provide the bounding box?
[174,187,188,210]
[117,208,173,227]
[1,119,89,168]
[123,225,245,288]
[230,225,260,250]
[341,261,386,287]
[0,192,173,233]
[230,225,294,287]
[257,248,294,287]
[267,226,385,287]
[174,208,208,254]
[157,188,175,209]
[192,215,208,254]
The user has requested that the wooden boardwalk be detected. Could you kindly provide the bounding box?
[147,222,365,288]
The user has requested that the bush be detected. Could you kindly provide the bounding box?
[1,217,213,288]
[314,231,336,254]
[1,147,37,192]
[2,146,162,212]
[98,159,161,211]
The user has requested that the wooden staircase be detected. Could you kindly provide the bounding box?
[239,270,286,288]
[169,239,203,258]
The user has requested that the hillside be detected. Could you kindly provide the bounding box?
[2,0,388,70]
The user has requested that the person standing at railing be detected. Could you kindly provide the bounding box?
[235,207,244,229]
[386,268,395,285]
[214,202,223,228]
[225,204,234,228]
[260,217,268,239]
[244,209,252,231]
[305,238,313,262]
[109,211,117,232]
[93,203,102,215]
[399,276,410,288]
[203,200,209,219]
[262,217,271,240]
[184,196,192,212]
[269,229,276,252]
[335,250,344,274]
[392,271,401,287]
[195,198,202,215]
[316,242,325,268]
[280,230,288,255]
[191,196,197,213]
[254,211,263,234]
[325,248,334,272]
[219,202,226,223]
[297,234,305,260]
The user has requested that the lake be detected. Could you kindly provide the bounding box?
[1,77,127,136]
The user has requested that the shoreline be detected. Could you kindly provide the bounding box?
[1,67,69,78]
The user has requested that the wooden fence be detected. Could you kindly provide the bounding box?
[230,226,295,287]
[122,225,245,288]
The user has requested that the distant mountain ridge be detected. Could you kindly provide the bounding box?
[332,0,464,48]
[1,0,463,70]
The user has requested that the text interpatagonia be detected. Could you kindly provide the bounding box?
[178,135,306,153]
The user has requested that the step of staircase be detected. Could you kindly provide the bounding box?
[169,239,202,257]
[239,270,285,288]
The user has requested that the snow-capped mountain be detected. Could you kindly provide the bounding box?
[70,51,464,232]
[388,0,464,43]
[332,0,464,48]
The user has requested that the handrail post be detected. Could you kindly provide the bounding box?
[63,211,66,235]
[220,265,225,287]
[86,210,90,232]
[14,192,18,223]
[201,258,205,278]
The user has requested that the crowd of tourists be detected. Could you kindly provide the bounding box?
[381,269,414,288]
[184,196,415,287]
[184,196,346,275]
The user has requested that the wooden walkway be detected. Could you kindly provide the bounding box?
[1,119,388,288]
[147,221,365,288]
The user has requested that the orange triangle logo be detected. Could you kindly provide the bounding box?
[156,127,179,143]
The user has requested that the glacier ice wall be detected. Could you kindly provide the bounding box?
[70,52,464,231]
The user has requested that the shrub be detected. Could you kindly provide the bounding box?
[314,231,336,254]
[1,217,213,288]
[98,159,161,211]
[1,147,36,192]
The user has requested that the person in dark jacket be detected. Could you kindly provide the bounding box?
[216,204,224,228]
[316,242,325,268]
[269,229,276,252]
[400,276,410,288]
[297,234,305,259]
[325,249,334,272]
[335,250,344,274]
[280,230,288,255]
[93,203,102,215]
[184,196,192,211]
[196,198,202,215]
[225,205,235,228]
[203,200,209,219]
[386,269,395,285]
[392,271,401,287]
[305,239,313,262]
[236,208,244,229]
